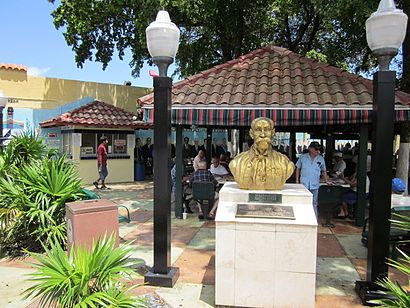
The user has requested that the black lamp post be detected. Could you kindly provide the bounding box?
[0,94,6,153]
[143,10,180,287]
[355,0,408,303]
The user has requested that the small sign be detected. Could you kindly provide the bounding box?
[236,203,295,219]
[48,132,58,138]
[248,193,282,204]
[7,98,19,104]
[80,147,94,155]
[114,139,126,146]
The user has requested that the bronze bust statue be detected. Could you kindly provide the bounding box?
[229,117,294,190]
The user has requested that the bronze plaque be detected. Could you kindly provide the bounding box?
[248,193,282,204]
[236,203,295,219]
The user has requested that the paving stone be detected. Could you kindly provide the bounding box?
[171,215,206,228]
[0,265,35,308]
[173,249,214,284]
[171,227,199,247]
[316,257,361,296]
[128,245,184,268]
[336,234,367,259]
[187,228,215,250]
[119,221,139,238]
[318,225,333,234]
[317,234,345,257]
[129,210,153,223]
[332,221,363,235]
[351,257,409,286]
[315,295,364,307]
[156,282,215,308]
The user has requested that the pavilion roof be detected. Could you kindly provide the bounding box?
[40,100,150,129]
[137,45,410,127]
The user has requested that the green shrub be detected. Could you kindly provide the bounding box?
[2,131,54,168]
[24,235,147,308]
[0,132,84,254]
[371,213,410,307]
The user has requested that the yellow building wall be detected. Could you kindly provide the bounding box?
[0,68,151,112]
[72,141,134,185]
[69,127,135,185]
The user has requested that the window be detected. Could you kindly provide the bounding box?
[80,132,129,158]
[113,134,127,154]
[62,133,73,157]
[81,133,97,156]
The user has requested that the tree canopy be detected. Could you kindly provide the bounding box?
[48,0,407,87]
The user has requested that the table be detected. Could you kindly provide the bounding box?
[320,180,350,188]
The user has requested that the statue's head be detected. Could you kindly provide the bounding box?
[249,117,275,152]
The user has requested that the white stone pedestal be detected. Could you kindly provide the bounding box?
[215,182,317,308]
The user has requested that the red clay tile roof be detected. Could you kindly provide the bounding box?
[0,63,28,72]
[137,45,410,108]
[40,100,151,129]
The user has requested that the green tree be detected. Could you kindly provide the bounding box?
[48,0,382,77]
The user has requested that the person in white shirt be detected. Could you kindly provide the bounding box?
[193,150,206,171]
[330,152,346,177]
[210,157,229,176]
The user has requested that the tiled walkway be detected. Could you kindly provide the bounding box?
[0,181,407,307]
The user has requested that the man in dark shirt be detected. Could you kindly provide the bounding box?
[190,160,219,219]
[141,137,154,174]
[134,138,142,162]
[183,137,192,158]
[141,137,153,161]
[93,136,109,189]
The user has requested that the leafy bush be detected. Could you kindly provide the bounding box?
[371,213,410,307]
[0,132,84,254]
[2,131,55,168]
[24,235,146,308]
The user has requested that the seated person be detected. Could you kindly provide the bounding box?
[210,157,229,177]
[219,153,231,174]
[329,152,346,178]
[193,149,206,171]
[336,170,369,218]
[189,160,219,219]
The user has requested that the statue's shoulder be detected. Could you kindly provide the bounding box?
[229,151,248,169]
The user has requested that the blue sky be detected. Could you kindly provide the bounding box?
[0,0,166,88]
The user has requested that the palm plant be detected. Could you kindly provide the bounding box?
[3,131,51,168]
[371,213,410,307]
[24,235,146,308]
[0,133,84,254]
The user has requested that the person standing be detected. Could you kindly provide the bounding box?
[183,137,192,158]
[134,138,142,163]
[295,141,330,218]
[93,136,109,190]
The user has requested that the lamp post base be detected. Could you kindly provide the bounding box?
[144,267,180,287]
[355,280,394,306]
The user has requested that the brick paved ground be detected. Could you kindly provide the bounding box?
[0,181,407,307]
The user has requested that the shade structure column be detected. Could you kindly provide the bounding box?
[175,125,183,218]
[356,124,369,227]
[144,77,179,286]
[206,127,212,165]
[290,131,296,162]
